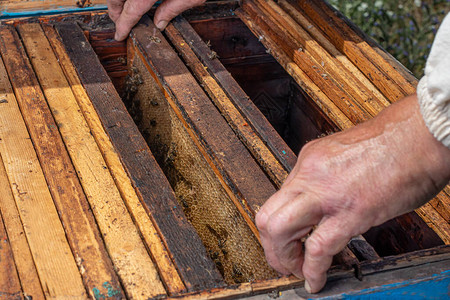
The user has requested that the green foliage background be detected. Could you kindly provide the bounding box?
[328,0,449,78]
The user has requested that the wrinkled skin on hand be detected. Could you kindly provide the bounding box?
[107,0,206,41]
[256,94,450,293]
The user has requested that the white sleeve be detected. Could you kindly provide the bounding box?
[417,13,450,148]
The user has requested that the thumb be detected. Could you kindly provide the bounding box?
[302,218,352,293]
[154,0,206,30]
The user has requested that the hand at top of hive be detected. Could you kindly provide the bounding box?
[107,0,206,41]
[256,94,450,293]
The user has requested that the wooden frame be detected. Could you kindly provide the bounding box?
[0,0,449,298]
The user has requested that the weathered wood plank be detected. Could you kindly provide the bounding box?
[235,9,353,131]
[0,0,106,15]
[429,191,450,223]
[167,18,377,264]
[165,22,289,187]
[171,16,298,173]
[277,0,391,109]
[0,26,86,299]
[128,41,276,283]
[295,0,414,101]
[19,23,167,299]
[416,203,450,244]
[55,22,224,292]
[252,0,386,118]
[0,153,44,300]
[42,24,186,296]
[0,197,22,300]
[307,0,418,95]
[131,15,277,217]
[242,1,370,125]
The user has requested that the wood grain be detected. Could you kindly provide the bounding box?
[416,204,450,244]
[0,197,22,300]
[55,22,224,292]
[242,1,370,125]
[0,0,107,15]
[252,0,386,118]
[235,9,353,131]
[0,153,44,300]
[165,22,289,187]
[131,15,276,217]
[43,23,186,296]
[295,0,415,101]
[277,0,391,109]
[172,16,298,173]
[0,25,86,299]
[19,23,167,299]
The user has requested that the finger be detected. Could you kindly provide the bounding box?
[114,0,158,41]
[259,194,323,276]
[107,0,126,22]
[256,177,306,232]
[154,0,206,30]
[302,218,351,293]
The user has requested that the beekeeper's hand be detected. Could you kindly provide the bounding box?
[256,94,450,294]
[107,0,205,41]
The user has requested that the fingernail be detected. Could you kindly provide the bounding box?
[304,280,312,293]
[156,20,168,30]
[114,32,120,41]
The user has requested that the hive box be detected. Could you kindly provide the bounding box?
[0,0,449,299]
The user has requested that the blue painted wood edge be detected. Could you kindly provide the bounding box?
[317,270,450,299]
[0,1,161,20]
[0,5,107,19]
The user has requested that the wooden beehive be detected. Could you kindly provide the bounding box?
[0,0,449,299]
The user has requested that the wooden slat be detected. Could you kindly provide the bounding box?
[252,0,386,117]
[165,22,289,187]
[236,9,352,131]
[310,0,418,96]
[55,22,225,292]
[0,0,107,15]
[0,196,22,300]
[167,19,377,264]
[277,0,391,109]
[0,26,86,299]
[0,154,44,300]
[295,0,414,101]
[242,1,370,125]
[171,16,298,173]
[18,23,167,299]
[42,24,186,296]
[429,191,450,223]
[131,15,276,217]
[416,204,450,244]
[15,23,125,299]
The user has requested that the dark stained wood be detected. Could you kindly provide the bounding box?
[293,0,414,101]
[165,22,289,187]
[359,245,450,275]
[364,212,444,257]
[169,18,376,265]
[0,24,124,299]
[252,0,386,119]
[348,236,380,262]
[128,46,276,283]
[236,8,354,131]
[0,210,22,300]
[242,1,370,125]
[88,29,128,94]
[172,16,297,173]
[182,0,240,21]
[43,23,186,296]
[55,22,224,292]
[131,15,276,216]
